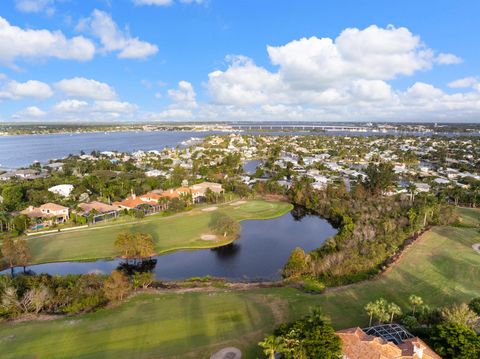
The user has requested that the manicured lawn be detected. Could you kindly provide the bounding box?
[1,208,478,358]
[0,291,280,359]
[457,207,480,227]
[25,200,293,264]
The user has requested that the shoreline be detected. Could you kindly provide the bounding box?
[0,200,294,272]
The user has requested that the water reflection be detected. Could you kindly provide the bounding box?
[117,259,158,276]
[211,242,241,260]
[3,209,337,281]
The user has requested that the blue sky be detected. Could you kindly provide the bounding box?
[0,0,479,122]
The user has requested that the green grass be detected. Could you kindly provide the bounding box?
[457,207,480,227]
[0,291,279,359]
[1,207,479,358]
[25,200,293,265]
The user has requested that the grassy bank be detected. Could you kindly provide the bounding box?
[24,200,293,265]
[1,208,478,358]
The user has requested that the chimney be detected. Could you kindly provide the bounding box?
[413,342,424,359]
[131,189,136,199]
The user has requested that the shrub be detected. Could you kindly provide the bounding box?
[301,278,325,293]
[468,297,480,315]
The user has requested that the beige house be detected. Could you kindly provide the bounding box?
[77,201,121,223]
[21,203,70,226]
[190,182,224,195]
[337,326,441,359]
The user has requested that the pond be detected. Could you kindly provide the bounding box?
[243,159,262,175]
[5,209,336,281]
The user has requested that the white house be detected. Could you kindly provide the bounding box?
[48,184,74,197]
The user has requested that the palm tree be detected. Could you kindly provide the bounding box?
[407,183,417,204]
[409,295,423,315]
[259,335,283,359]
[387,302,402,323]
[365,301,377,326]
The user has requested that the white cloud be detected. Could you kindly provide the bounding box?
[53,99,89,112]
[55,77,117,100]
[145,108,194,121]
[77,10,158,59]
[133,0,173,5]
[0,80,53,100]
[0,16,95,65]
[93,100,137,113]
[448,77,478,89]
[199,25,477,122]
[267,25,435,90]
[436,53,462,65]
[167,80,197,107]
[133,0,205,6]
[13,106,46,118]
[208,56,285,105]
[451,79,480,93]
[46,98,138,122]
[15,0,55,15]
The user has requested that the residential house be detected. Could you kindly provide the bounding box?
[21,203,69,226]
[413,183,431,193]
[113,192,165,212]
[77,201,121,223]
[48,184,74,197]
[145,169,167,177]
[45,162,64,171]
[337,325,440,359]
[0,169,48,181]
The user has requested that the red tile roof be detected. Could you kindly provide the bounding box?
[337,327,441,359]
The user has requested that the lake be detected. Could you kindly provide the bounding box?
[5,209,336,281]
[0,131,216,169]
[0,129,471,169]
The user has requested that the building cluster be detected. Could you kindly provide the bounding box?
[2,133,479,231]
[19,182,223,230]
[238,134,479,194]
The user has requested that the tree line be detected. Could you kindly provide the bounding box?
[283,163,457,286]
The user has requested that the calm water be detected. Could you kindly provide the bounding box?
[6,210,336,281]
[243,159,262,174]
[1,129,473,169]
[0,131,217,169]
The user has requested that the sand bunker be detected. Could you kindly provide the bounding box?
[472,243,480,254]
[202,206,218,212]
[201,234,218,241]
[230,200,246,206]
[210,347,242,359]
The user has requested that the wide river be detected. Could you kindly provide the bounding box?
[5,209,336,281]
[0,129,471,169]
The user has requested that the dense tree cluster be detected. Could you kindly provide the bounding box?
[0,269,155,320]
[114,232,155,260]
[362,294,480,359]
[284,170,456,285]
[259,309,342,359]
[209,213,240,238]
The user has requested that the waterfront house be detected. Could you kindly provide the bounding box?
[190,182,224,195]
[21,203,69,227]
[77,201,121,223]
[113,192,166,213]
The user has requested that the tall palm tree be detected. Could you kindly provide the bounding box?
[259,335,283,359]
[387,302,402,323]
[409,295,423,315]
[407,183,417,204]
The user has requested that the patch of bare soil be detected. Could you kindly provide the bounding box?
[472,243,480,254]
[229,200,246,206]
[202,206,218,212]
[201,234,218,241]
